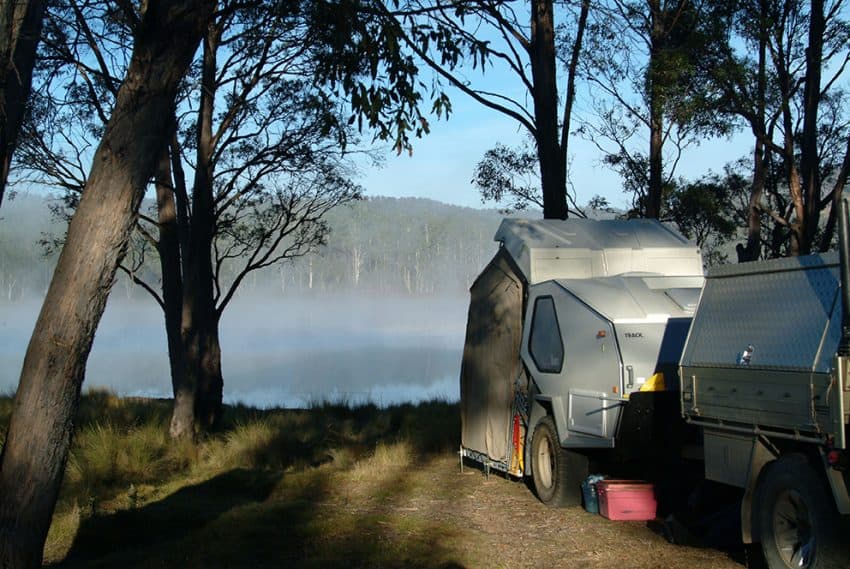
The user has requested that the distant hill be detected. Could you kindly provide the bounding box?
[0,193,632,301]
[263,196,503,297]
[0,193,507,300]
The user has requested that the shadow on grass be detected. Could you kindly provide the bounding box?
[185,451,468,569]
[50,400,468,568]
[54,468,281,566]
[54,457,467,568]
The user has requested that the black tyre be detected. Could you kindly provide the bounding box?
[530,416,587,506]
[756,454,848,569]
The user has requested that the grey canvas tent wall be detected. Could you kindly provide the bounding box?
[460,248,523,463]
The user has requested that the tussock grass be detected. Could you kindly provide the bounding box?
[202,419,280,470]
[66,422,161,487]
[350,440,414,482]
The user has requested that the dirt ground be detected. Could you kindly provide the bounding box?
[379,455,748,569]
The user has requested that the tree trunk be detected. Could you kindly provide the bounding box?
[771,6,805,257]
[800,0,823,254]
[741,11,769,263]
[780,66,805,255]
[193,310,223,428]
[169,131,191,276]
[177,290,222,436]
[173,19,223,438]
[741,141,767,261]
[560,0,589,194]
[0,2,213,566]
[788,169,805,256]
[166,128,195,439]
[0,0,43,208]
[153,146,186,431]
[646,0,664,219]
[530,0,567,219]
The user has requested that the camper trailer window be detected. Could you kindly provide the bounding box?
[529,296,564,374]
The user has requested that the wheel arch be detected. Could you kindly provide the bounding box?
[525,395,568,476]
[740,439,836,544]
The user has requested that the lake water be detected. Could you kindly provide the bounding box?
[0,294,468,408]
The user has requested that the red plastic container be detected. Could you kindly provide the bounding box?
[596,480,657,521]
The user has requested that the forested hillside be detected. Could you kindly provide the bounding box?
[0,193,507,301]
[284,197,503,296]
[0,193,61,301]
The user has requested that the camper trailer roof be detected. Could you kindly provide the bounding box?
[494,218,702,284]
[551,275,703,322]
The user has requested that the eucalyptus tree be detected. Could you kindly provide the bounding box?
[0,1,215,566]
[0,0,43,208]
[579,0,729,219]
[163,2,367,436]
[711,0,850,259]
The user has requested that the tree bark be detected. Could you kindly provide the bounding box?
[153,145,186,435]
[173,18,223,438]
[646,0,664,219]
[800,0,823,254]
[0,2,213,566]
[530,0,567,219]
[560,0,589,192]
[0,0,43,208]
[741,6,769,262]
[779,59,805,255]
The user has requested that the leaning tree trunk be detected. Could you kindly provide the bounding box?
[0,0,43,208]
[530,0,567,220]
[0,2,213,567]
[560,0,589,191]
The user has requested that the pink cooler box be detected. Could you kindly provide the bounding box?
[596,480,657,521]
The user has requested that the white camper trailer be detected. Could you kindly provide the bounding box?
[460,218,704,504]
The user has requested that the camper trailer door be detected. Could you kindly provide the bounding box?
[521,282,623,447]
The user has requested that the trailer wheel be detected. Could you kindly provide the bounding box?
[530,416,586,506]
[756,454,846,569]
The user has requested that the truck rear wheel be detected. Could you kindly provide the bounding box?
[530,416,587,506]
[756,454,846,569]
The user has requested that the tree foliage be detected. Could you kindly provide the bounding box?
[710,0,850,258]
[323,0,591,218]
[579,0,732,219]
[473,140,546,213]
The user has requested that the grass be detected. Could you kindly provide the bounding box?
[0,391,750,569]
[0,390,463,567]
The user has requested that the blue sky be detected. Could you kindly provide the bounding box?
[356,86,753,212]
[353,7,758,213]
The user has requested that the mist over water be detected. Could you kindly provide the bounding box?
[0,294,467,407]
